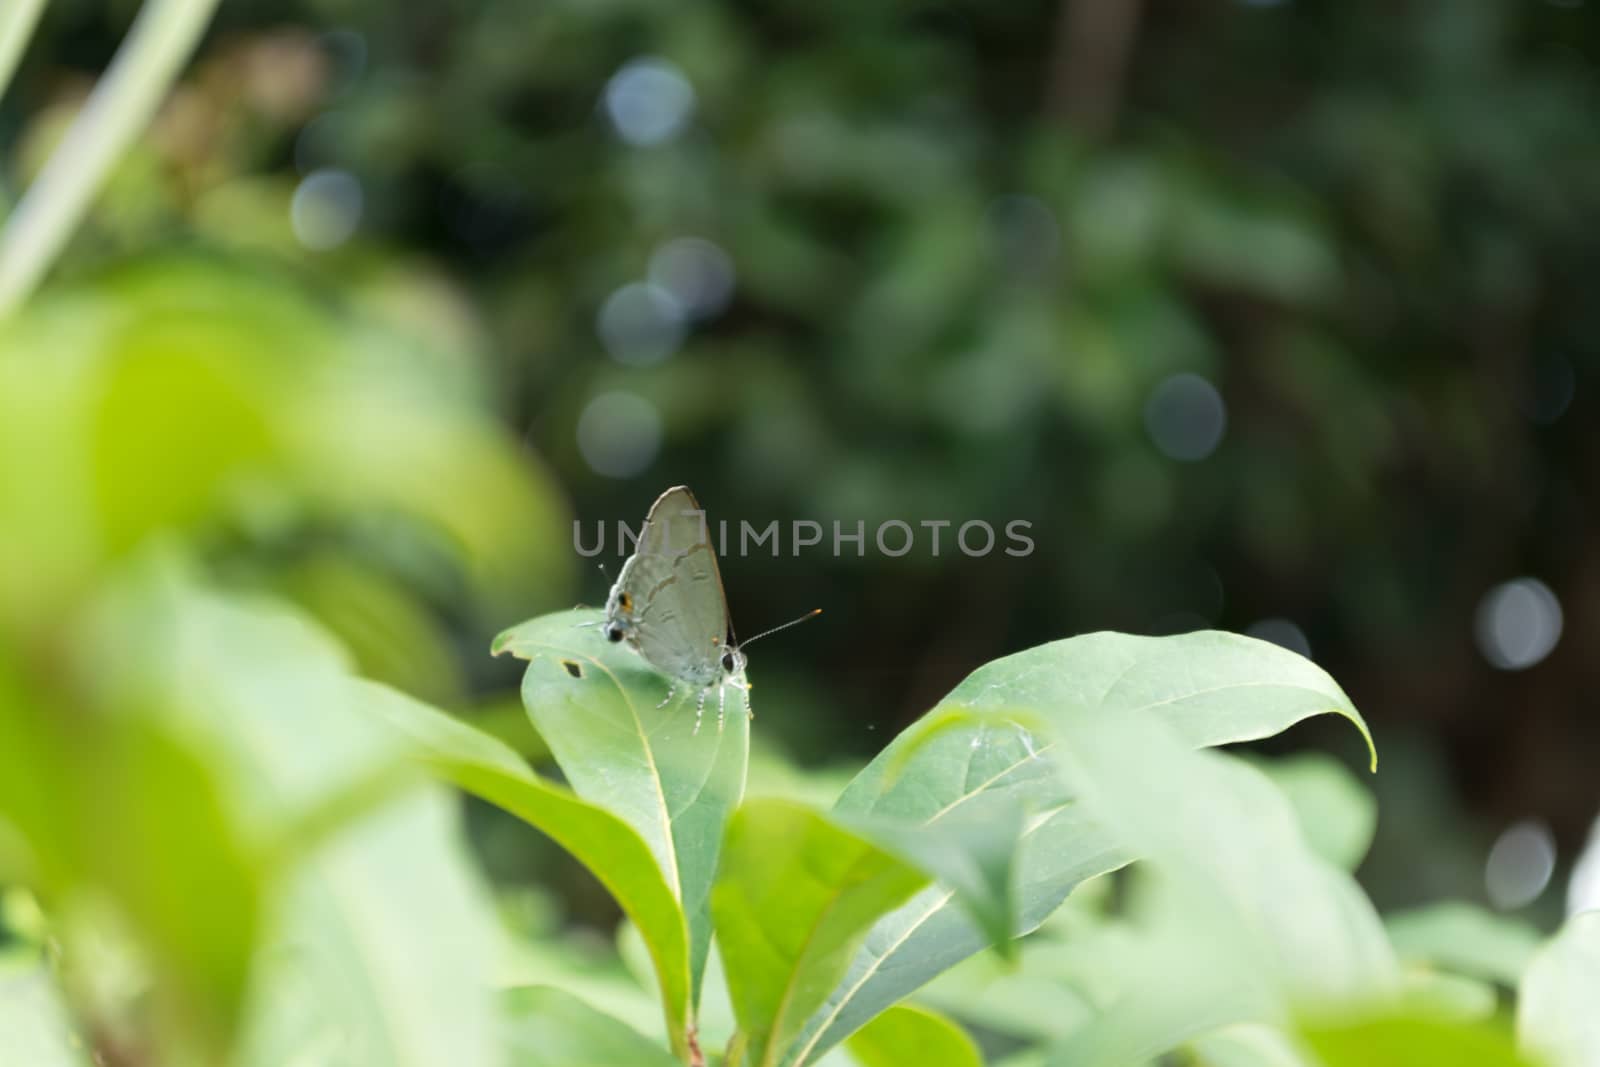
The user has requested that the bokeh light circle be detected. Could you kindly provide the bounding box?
[1145,373,1227,461]
[597,283,687,366]
[290,168,363,250]
[1475,578,1563,670]
[576,392,662,478]
[1485,819,1557,910]
[603,58,695,146]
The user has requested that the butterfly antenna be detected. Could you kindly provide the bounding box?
[737,608,822,649]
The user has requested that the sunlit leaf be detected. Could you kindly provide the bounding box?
[1252,753,1377,872]
[1517,911,1600,1067]
[496,609,748,1004]
[1386,902,1542,987]
[501,986,680,1067]
[712,800,928,1067]
[90,578,502,1067]
[1303,1015,1532,1067]
[792,630,1375,1063]
[1190,1023,1312,1067]
[845,1004,981,1067]
[0,956,91,1066]
[357,679,694,1056]
[1041,711,1395,1067]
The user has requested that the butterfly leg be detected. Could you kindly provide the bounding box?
[716,681,728,733]
[656,681,678,710]
[692,688,709,735]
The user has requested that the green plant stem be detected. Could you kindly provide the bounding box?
[0,0,48,106]
[0,0,220,318]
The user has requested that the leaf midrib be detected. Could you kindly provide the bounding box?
[524,635,683,900]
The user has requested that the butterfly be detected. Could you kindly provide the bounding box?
[602,485,816,732]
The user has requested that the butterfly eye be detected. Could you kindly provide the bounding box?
[605,625,625,643]
[721,651,736,673]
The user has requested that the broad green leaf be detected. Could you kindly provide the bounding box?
[791,630,1373,1063]
[1252,753,1377,871]
[77,715,265,1061]
[1386,902,1542,986]
[0,955,91,1066]
[1517,911,1600,1067]
[842,794,1024,959]
[501,986,680,1067]
[1041,710,1394,1067]
[357,680,694,1055]
[936,631,1374,771]
[845,1004,982,1067]
[1397,968,1497,1022]
[0,266,571,636]
[0,608,263,1062]
[712,800,929,1067]
[916,931,1097,1042]
[1191,1023,1312,1067]
[496,609,748,1004]
[1302,1015,1532,1067]
[91,579,502,1067]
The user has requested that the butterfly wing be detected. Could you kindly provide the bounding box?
[621,486,733,687]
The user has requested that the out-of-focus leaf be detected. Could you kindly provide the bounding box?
[916,934,1096,1043]
[845,1004,981,1067]
[1191,1023,1312,1067]
[357,678,694,1057]
[272,554,466,707]
[0,262,570,639]
[0,955,91,1066]
[1386,902,1542,987]
[1302,1015,1532,1067]
[501,986,680,1067]
[1252,753,1377,871]
[843,795,1024,959]
[89,577,502,1067]
[496,609,747,1004]
[1040,709,1394,1067]
[711,799,928,1067]
[3,639,262,1061]
[791,630,1375,1064]
[1517,911,1600,1067]
[1397,968,1497,1022]
[79,715,264,1061]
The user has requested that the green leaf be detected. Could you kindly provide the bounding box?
[790,630,1374,1063]
[496,608,748,1005]
[501,986,681,1067]
[1042,711,1395,1067]
[90,579,503,1067]
[0,956,91,1066]
[1517,910,1600,1067]
[1397,968,1497,1023]
[356,680,695,1056]
[712,799,929,1067]
[937,631,1375,771]
[1190,1023,1312,1067]
[1386,902,1542,987]
[841,794,1024,960]
[1251,753,1377,871]
[845,1004,982,1067]
[1302,1015,1532,1067]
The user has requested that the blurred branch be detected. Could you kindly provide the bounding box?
[0,0,47,105]
[1046,0,1144,135]
[0,0,219,318]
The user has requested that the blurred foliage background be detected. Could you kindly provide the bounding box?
[2,0,1596,976]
